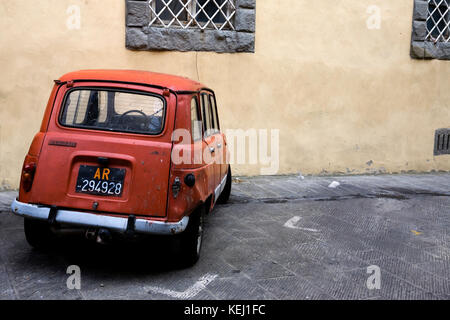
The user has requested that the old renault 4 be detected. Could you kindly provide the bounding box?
[11,70,231,266]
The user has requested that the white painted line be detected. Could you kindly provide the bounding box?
[328,181,340,188]
[284,216,319,232]
[146,273,218,299]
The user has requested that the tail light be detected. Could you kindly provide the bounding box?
[22,162,36,192]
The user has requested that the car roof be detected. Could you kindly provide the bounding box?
[58,70,208,93]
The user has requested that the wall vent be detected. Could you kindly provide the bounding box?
[434,128,450,155]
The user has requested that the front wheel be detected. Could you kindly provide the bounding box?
[24,219,54,249]
[177,205,205,267]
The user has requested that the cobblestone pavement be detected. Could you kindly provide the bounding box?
[0,173,449,300]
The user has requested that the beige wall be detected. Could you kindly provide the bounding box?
[1,0,450,189]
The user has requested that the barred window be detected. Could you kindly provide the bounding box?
[411,0,450,60]
[427,0,450,42]
[149,0,236,30]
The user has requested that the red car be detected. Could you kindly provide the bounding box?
[11,70,231,266]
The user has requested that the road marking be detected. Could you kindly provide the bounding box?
[284,216,319,232]
[146,273,217,299]
[411,230,422,236]
[328,181,340,188]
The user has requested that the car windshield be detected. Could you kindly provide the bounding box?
[60,89,165,135]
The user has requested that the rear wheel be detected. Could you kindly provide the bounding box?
[217,165,232,204]
[177,205,205,267]
[24,219,54,249]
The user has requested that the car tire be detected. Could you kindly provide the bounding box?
[177,205,205,268]
[217,165,232,204]
[24,218,54,249]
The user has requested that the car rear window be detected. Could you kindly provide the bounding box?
[59,88,165,135]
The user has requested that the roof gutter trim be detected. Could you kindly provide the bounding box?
[53,79,198,95]
[54,79,213,96]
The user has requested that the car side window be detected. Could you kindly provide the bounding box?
[201,93,213,136]
[209,94,219,132]
[190,96,202,141]
[199,93,206,133]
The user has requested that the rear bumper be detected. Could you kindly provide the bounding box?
[11,199,189,235]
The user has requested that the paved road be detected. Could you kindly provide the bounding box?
[0,174,449,300]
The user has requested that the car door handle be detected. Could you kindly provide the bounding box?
[209,147,215,153]
[217,143,222,148]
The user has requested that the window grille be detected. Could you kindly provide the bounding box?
[148,0,236,30]
[426,0,450,42]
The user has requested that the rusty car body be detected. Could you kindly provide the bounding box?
[11,70,231,266]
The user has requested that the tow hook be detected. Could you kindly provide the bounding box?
[85,228,97,241]
[97,228,112,244]
[85,228,112,244]
[172,177,181,198]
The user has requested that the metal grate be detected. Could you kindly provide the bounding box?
[434,129,450,155]
[426,0,450,42]
[148,0,236,30]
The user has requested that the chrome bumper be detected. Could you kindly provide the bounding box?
[11,199,189,235]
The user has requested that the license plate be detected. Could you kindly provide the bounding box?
[76,165,126,197]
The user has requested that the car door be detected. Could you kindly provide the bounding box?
[200,92,220,198]
[208,93,228,183]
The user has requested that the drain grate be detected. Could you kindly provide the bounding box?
[434,128,450,155]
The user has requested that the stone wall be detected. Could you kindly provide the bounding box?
[126,0,256,52]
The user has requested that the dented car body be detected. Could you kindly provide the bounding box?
[11,70,231,265]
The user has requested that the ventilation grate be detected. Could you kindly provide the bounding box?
[434,129,450,155]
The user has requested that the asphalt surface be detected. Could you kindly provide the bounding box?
[0,174,449,300]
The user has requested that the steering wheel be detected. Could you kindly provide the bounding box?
[118,109,148,130]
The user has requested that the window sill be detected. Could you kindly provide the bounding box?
[411,41,450,60]
[127,27,255,53]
